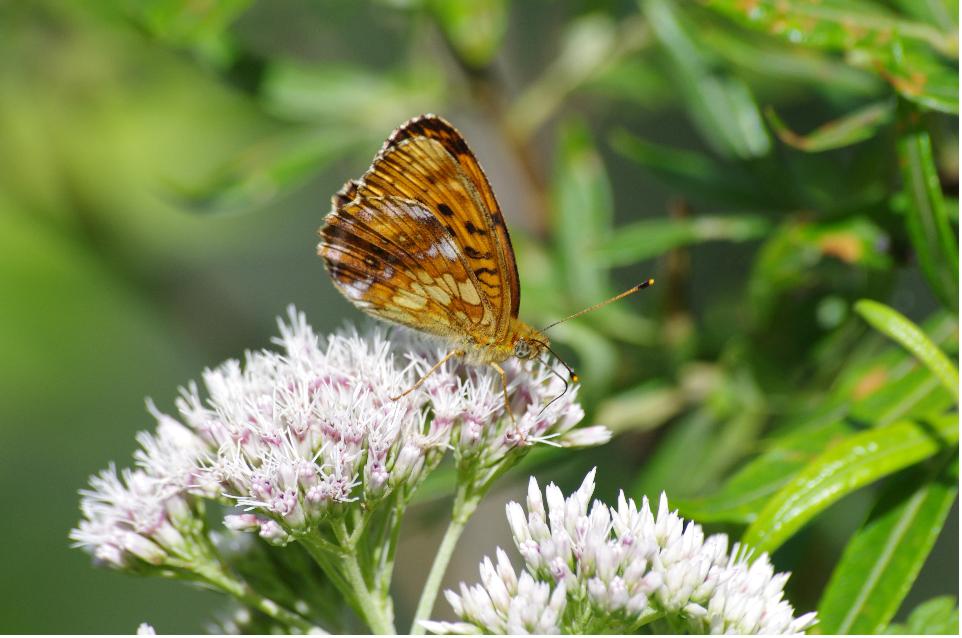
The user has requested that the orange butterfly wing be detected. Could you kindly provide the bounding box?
[319,194,498,337]
[319,114,520,345]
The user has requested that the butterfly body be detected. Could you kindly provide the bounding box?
[318,114,548,373]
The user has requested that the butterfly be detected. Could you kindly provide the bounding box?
[317,114,651,413]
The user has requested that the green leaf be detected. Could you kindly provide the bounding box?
[124,0,252,66]
[429,0,507,69]
[596,382,686,434]
[510,14,652,139]
[765,100,895,152]
[178,128,359,213]
[895,101,959,310]
[701,0,959,113]
[741,412,959,553]
[552,119,612,309]
[886,596,960,634]
[700,0,957,58]
[642,0,771,159]
[855,300,959,400]
[675,405,853,523]
[608,130,765,206]
[595,214,770,266]
[818,456,959,634]
[678,314,957,524]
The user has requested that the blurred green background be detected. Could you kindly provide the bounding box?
[0,0,957,633]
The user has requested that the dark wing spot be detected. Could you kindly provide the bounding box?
[463,245,490,260]
[437,203,455,217]
[465,221,483,235]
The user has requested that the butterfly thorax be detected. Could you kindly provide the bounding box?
[462,318,546,364]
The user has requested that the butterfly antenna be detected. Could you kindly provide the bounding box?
[532,339,579,384]
[537,356,570,417]
[540,278,655,333]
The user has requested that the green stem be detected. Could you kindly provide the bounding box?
[409,486,481,634]
[192,561,317,633]
[300,527,396,634]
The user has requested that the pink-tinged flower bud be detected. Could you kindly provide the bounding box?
[258,520,291,546]
[223,513,260,532]
[122,532,166,566]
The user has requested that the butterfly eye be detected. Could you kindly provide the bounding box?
[513,339,531,359]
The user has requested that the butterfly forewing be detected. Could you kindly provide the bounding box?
[319,114,520,348]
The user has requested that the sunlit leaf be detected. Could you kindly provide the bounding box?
[818,456,958,634]
[855,300,959,400]
[742,412,958,553]
[643,0,770,159]
[765,100,895,152]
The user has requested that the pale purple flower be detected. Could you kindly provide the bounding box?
[73,306,605,558]
[428,470,817,635]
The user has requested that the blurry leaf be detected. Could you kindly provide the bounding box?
[179,128,359,213]
[701,0,956,58]
[765,100,895,152]
[895,101,959,310]
[679,313,956,524]
[596,382,685,434]
[885,596,960,635]
[643,0,770,159]
[263,63,444,127]
[586,56,674,109]
[596,214,770,266]
[509,14,651,139]
[609,130,765,206]
[702,0,959,114]
[676,404,852,523]
[697,20,882,97]
[890,0,958,31]
[429,0,507,69]
[855,300,959,400]
[818,455,958,634]
[742,412,958,553]
[124,0,251,67]
[551,321,619,402]
[552,119,611,309]
[750,216,892,320]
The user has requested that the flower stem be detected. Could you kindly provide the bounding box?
[300,528,396,634]
[409,487,481,634]
[193,561,317,633]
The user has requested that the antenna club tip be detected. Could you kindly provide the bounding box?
[638,278,655,289]
[570,373,580,384]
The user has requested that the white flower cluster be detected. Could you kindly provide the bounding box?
[72,306,606,563]
[425,470,817,635]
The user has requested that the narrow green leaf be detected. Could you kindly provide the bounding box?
[608,130,764,206]
[595,215,770,266]
[702,0,959,113]
[886,596,960,634]
[177,128,358,213]
[895,101,959,310]
[701,0,957,58]
[552,119,612,309]
[818,456,959,634]
[765,100,895,152]
[855,300,959,400]
[596,382,686,434]
[742,412,958,553]
[643,0,770,159]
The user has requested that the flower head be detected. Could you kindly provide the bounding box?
[73,306,606,558]
[427,470,817,635]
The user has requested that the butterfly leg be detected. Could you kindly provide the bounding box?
[489,362,516,425]
[391,349,465,401]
